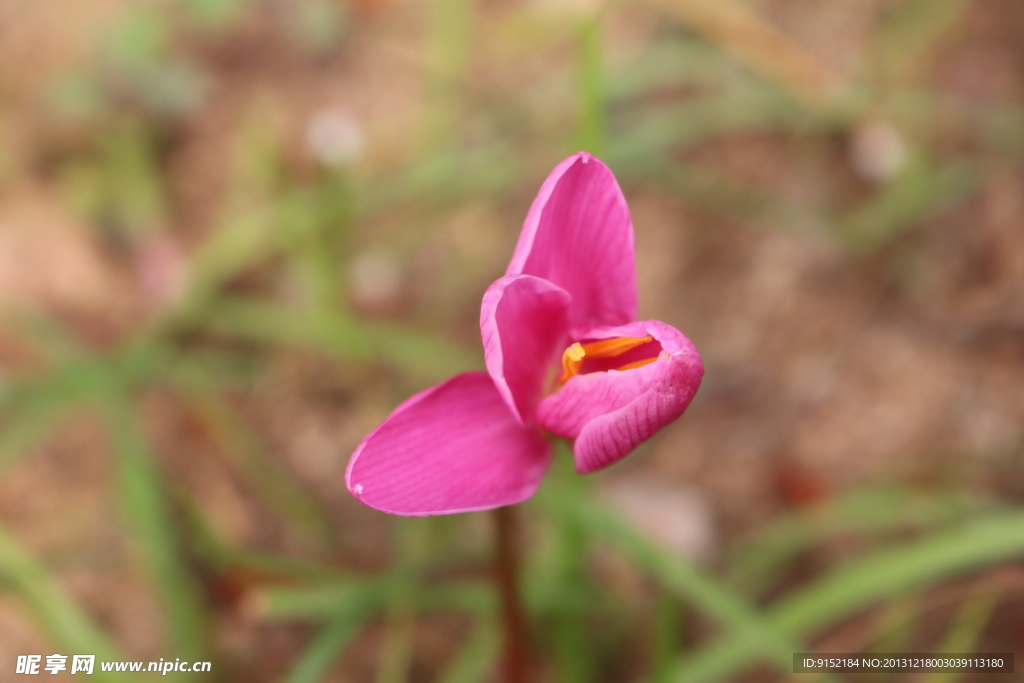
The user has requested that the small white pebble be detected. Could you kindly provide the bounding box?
[849,119,907,183]
[601,477,717,563]
[305,106,364,167]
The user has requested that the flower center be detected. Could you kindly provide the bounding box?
[559,335,657,384]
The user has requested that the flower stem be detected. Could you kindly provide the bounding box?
[493,505,530,683]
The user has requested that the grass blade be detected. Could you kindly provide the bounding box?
[97,394,207,668]
[536,463,841,683]
[576,14,605,155]
[427,0,474,148]
[643,0,844,104]
[927,581,1000,683]
[0,523,122,682]
[438,618,500,683]
[168,360,334,545]
[652,591,684,683]
[281,594,378,683]
[672,511,1024,683]
[836,155,976,253]
[727,486,994,594]
[201,295,476,380]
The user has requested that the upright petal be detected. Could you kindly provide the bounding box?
[507,153,637,327]
[536,321,703,474]
[346,372,552,516]
[481,274,571,424]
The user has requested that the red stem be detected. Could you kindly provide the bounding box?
[493,505,530,683]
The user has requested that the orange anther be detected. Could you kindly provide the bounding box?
[558,335,655,384]
[613,357,659,372]
[579,335,653,359]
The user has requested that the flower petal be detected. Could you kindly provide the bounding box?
[536,321,703,474]
[507,152,637,327]
[481,274,572,424]
[346,372,552,516]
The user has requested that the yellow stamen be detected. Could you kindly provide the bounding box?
[559,342,585,384]
[558,335,654,384]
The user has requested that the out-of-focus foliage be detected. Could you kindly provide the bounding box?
[0,0,1022,681]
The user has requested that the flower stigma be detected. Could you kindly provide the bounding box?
[558,335,657,384]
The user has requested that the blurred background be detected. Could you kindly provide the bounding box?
[0,0,1022,681]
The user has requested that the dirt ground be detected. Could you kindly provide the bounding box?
[0,0,1022,681]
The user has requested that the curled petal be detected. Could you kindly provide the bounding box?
[346,372,552,516]
[536,321,703,474]
[507,152,637,328]
[481,274,571,424]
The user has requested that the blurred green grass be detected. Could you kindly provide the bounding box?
[1,0,1022,681]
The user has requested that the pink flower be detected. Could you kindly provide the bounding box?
[346,153,704,516]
